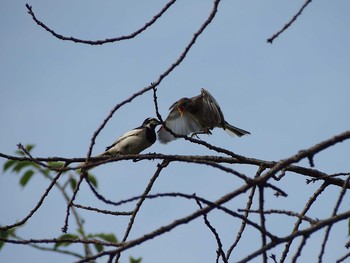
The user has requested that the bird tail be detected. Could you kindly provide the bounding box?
[224,121,250,137]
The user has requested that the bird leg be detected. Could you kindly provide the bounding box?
[190,128,212,138]
[190,133,201,139]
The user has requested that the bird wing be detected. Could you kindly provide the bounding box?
[158,113,201,143]
[200,88,225,126]
[166,100,183,121]
[104,128,142,154]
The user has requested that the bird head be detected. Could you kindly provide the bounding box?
[176,98,191,117]
[178,105,185,117]
[142,118,161,129]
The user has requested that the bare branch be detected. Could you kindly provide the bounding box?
[237,209,317,225]
[318,175,350,262]
[72,203,132,216]
[82,0,222,167]
[195,195,228,263]
[267,0,313,43]
[236,209,350,263]
[0,166,66,231]
[2,2,349,262]
[279,182,327,262]
[2,152,349,189]
[113,160,169,262]
[0,237,118,248]
[258,185,268,263]
[337,251,350,263]
[226,172,258,259]
[291,235,309,263]
[25,1,176,45]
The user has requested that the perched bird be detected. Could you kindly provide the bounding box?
[158,88,250,143]
[101,117,161,155]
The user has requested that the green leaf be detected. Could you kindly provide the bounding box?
[87,233,118,253]
[12,161,33,173]
[87,174,98,188]
[130,256,142,263]
[0,228,16,250]
[76,227,85,237]
[54,233,79,249]
[19,170,34,187]
[3,160,17,172]
[47,161,65,169]
[15,150,25,156]
[70,178,77,191]
[25,144,35,152]
[14,144,35,157]
[0,230,8,250]
[90,233,118,243]
[94,243,104,253]
[39,168,50,177]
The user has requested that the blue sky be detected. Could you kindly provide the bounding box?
[1,1,350,262]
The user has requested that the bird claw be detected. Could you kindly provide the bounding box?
[190,133,201,139]
[190,129,212,139]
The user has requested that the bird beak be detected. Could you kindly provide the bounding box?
[178,106,185,117]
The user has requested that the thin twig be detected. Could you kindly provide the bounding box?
[61,170,87,233]
[77,205,350,263]
[306,172,350,184]
[72,203,132,216]
[226,184,257,259]
[318,175,350,262]
[279,182,327,262]
[195,194,228,263]
[291,235,308,263]
[113,160,169,262]
[25,1,176,45]
[258,185,268,263]
[237,209,317,225]
[0,165,67,231]
[267,0,313,43]
[7,233,84,259]
[336,251,350,263]
[0,237,118,247]
[236,209,350,263]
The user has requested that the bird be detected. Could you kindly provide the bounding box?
[101,117,161,155]
[157,88,250,143]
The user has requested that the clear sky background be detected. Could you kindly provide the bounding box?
[1,1,349,262]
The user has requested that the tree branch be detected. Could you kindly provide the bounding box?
[25,1,176,45]
[267,0,313,43]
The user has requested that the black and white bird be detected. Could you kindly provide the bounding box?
[158,88,250,143]
[101,117,161,155]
